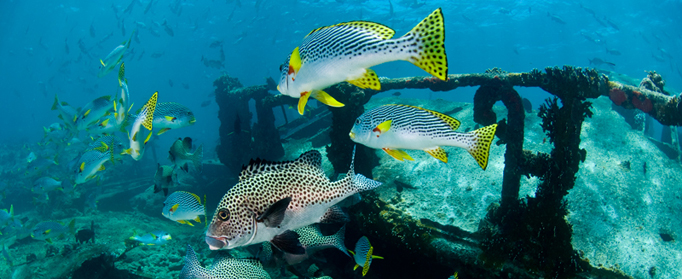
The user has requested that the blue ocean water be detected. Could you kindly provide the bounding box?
[0,0,680,278]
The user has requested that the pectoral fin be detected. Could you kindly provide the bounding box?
[288,47,301,78]
[256,197,291,228]
[373,120,392,135]
[157,128,171,135]
[271,230,304,255]
[382,148,414,161]
[424,146,448,163]
[311,90,344,108]
[346,68,381,90]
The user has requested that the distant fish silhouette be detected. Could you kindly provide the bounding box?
[589,58,615,67]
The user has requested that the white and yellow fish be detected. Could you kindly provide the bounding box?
[348,236,383,277]
[349,104,497,170]
[97,30,134,78]
[277,8,447,114]
[124,92,157,160]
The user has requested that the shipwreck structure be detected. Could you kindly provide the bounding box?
[213,66,680,278]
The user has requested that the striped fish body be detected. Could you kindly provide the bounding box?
[349,104,497,170]
[114,63,131,127]
[151,102,196,135]
[75,149,112,185]
[126,92,158,161]
[98,31,134,78]
[162,191,205,225]
[277,8,447,114]
[205,149,381,251]
[75,96,114,131]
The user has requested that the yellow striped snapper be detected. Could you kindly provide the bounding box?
[115,62,132,126]
[277,8,448,114]
[32,177,64,200]
[168,137,203,173]
[128,230,172,246]
[51,94,79,130]
[205,148,382,254]
[124,92,158,160]
[75,146,114,185]
[31,220,75,243]
[150,102,196,135]
[161,191,206,226]
[75,96,114,131]
[98,30,134,78]
[181,245,271,279]
[348,236,383,276]
[349,105,498,170]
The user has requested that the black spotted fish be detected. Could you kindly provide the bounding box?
[180,245,271,279]
[277,8,448,114]
[261,224,349,266]
[205,148,382,254]
[349,104,498,170]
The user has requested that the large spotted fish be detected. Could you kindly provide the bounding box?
[180,245,271,279]
[205,148,382,254]
[349,104,498,170]
[261,224,349,266]
[277,8,448,115]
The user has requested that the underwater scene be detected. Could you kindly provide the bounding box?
[0,0,681,278]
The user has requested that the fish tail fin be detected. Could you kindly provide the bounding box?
[346,146,382,192]
[466,124,497,170]
[402,8,447,80]
[192,144,203,173]
[180,245,209,278]
[333,225,351,257]
[68,219,76,234]
[51,95,60,110]
[118,62,125,87]
[141,92,158,131]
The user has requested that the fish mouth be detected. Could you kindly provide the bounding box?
[349,132,355,139]
[205,235,227,250]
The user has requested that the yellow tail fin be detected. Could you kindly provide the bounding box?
[403,8,448,80]
[467,124,497,170]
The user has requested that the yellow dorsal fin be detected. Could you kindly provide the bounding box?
[346,69,381,90]
[424,146,448,163]
[396,105,460,130]
[306,21,395,40]
[382,148,413,161]
[141,92,158,131]
[297,91,311,115]
[311,90,344,108]
[288,47,302,78]
[373,120,392,134]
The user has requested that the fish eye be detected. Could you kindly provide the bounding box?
[355,119,361,124]
[218,208,230,221]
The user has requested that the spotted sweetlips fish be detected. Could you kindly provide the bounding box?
[180,245,271,279]
[205,148,381,254]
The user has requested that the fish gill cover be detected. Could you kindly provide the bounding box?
[0,0,681,279]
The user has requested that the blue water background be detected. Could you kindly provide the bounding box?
[0,0,679,151]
